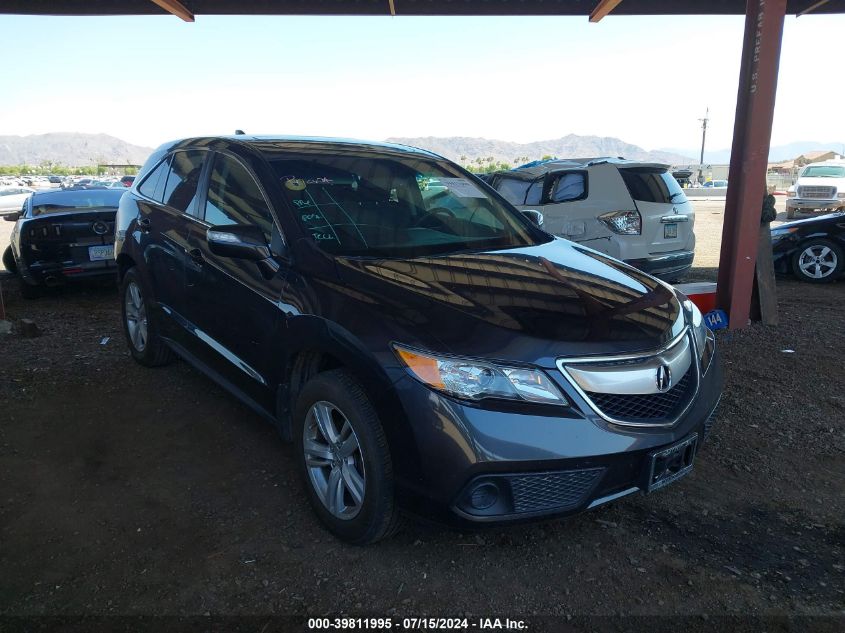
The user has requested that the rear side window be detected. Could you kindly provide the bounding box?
[548,172,587,203]
[204,154,273,239]
[137,158,169,201]
[620,168,687,204]
[161,150,206,213]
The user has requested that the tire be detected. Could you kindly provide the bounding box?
[786,207,795,220]
[20,281,42,299]
[120,267,176,366]
[2,246,16,274]
[791,239,844,283]
[293,368,400,544]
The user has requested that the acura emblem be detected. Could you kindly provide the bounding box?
[655,364,672,392]
[92,220,109,235]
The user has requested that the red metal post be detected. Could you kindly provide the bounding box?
[716,0,787,329]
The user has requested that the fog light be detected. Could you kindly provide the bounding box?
[469,482,499,510]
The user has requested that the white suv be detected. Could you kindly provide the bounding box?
[490,159,696,281]
[786,160,845,219]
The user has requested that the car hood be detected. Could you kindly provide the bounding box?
[333,239,684,368]
[796,177,845,187]
[777,209,845,229]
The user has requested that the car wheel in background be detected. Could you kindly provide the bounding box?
[2,246,17,274]
[786,207,796,219]
[293,368,400,544]
[120,267,176,366]
[792,239,843,283]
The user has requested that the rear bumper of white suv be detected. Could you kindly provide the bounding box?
[625,250,694,280]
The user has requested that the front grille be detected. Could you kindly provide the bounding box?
[508,468,604,514]
[585,365,694,422]
[798,185,836,199]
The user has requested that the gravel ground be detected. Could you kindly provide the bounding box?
[0,197,843,630]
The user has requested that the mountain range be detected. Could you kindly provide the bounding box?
[387,134,694,166]
[2,132,841,169]
[0,133,154,167]
[660,140,845,165]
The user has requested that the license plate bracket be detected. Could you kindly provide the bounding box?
[664,223,678,239]
[646,434,698,493]
[88,245,114,261]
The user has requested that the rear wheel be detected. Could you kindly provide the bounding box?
[20,281,42,299]
[293,369,400,544]
[120,267,175,366]
[791,239,843,283]
[2,246,16,274]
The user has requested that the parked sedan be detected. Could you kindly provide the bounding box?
[3,188,124,297]
[0,186,36,215]
[115,136,723,544]
[771,211,845,283]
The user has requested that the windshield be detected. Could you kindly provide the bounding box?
[493,176,543,206]
[801,165,845,178]
[270,153,548,257]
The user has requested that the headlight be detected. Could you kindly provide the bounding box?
[771,226,798,241]
[786,188,797,199]
[598,210,641,235]
[683,299,715,375]
[393,345,568,405]
[837,192,845,199]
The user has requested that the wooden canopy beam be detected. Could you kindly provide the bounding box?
[150,0,194,21]
[590,0,625,21]
[797,0,832,16]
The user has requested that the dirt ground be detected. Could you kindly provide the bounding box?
[0,197,843,630]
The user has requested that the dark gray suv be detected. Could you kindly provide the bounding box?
[115,136,723,543]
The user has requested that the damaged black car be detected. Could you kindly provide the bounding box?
[3,188,124,298]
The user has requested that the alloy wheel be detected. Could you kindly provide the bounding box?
[798,244,838,280]
[303,401,366,520]
[124,281,148,352]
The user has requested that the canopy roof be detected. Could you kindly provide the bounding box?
[5,0,845,18]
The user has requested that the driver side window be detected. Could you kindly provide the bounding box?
[204,154,273,241]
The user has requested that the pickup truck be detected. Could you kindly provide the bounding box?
[786,161,845,219]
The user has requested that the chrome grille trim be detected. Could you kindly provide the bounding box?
[797,185,837,199]
[556,327,701,428]
[566,335,691,395]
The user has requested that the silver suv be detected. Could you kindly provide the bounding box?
[490,158,696,281]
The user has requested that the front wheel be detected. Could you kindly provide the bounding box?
[791,239,844,283]
[293,369,400,544]
[120,267,175,366]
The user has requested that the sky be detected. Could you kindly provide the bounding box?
[1,12,843,154]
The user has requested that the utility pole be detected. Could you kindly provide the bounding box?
[697,107,709,184]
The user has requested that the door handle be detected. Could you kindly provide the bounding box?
[187,248,204,263]
[137,217,151,231]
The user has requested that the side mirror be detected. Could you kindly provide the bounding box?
[206,224,271,261]
[3,212,20,222]
[521,209,544,228]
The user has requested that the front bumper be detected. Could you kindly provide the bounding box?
[624,250,694,280]
[393,347,724,527]
[786,198,844,212]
